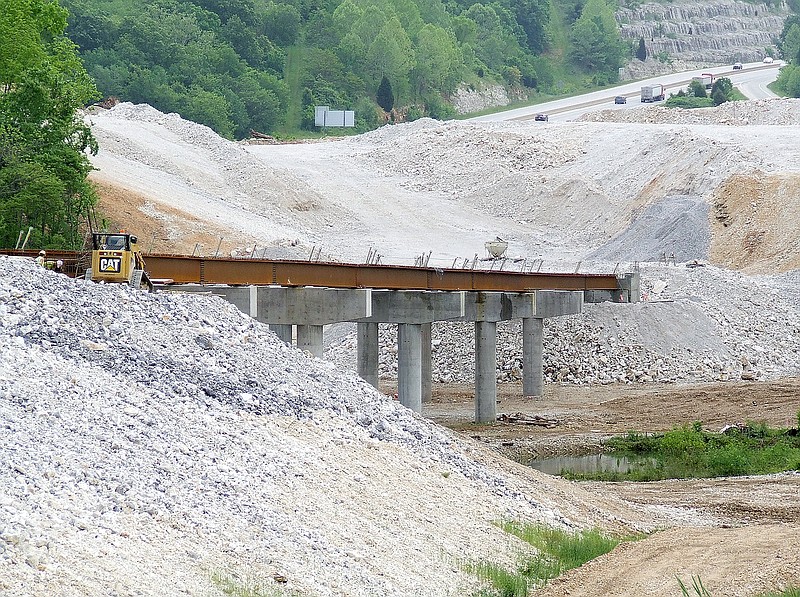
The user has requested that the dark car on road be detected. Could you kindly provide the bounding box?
[534,113,548,122]
[614,96,627,104]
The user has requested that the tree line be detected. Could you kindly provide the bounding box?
[1,0,99,250]
[58,0,627,138]
[775,14,800,97]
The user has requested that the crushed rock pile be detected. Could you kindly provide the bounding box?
[581,98,800,126]
[325,262,800,386]
[1,256,659,597]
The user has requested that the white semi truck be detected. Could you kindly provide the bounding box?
[640,83,665,102]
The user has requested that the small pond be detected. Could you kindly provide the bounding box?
[526,453,651,476]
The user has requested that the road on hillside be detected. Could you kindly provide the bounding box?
[470,61,783,123]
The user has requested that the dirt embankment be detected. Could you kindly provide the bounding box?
[90,179,259,257]
[711,173,800,273]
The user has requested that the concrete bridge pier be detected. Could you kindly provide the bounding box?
[269,324,293,344]
[422,322,432,403]
[462,292,535,423]
[356,290,465,413]
[357,322,379,388]
[398,323,423,411]
[474,320,498,424]
[297,324,324,358]
[521,290,584,398]
[522,317,544,397]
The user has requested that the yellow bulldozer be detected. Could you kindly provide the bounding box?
[86,231,154,291]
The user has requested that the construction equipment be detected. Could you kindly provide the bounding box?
[86,232,154,291]
[485,237,509,259]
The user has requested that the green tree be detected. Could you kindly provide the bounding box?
[366,17,414,100]
[710,76,733,105]
[636,36,646,61]
[569,0,625,81]
[777,17,800,64]
[775,63,800,97]
[0,0,100,249]
[60,0,117,52]
[376,75,394,111]
[261,3,301,46]
[688,79,707,98]
[463,3,522,72]
[511,0,551,53]
[180,85,234,138]
[411,23,462,95]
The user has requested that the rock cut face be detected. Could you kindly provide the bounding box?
[617,0,790,66]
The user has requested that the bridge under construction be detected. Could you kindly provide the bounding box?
[3,250,639,422]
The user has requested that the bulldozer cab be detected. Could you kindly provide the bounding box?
[94,233,131,252]
[88,232,152,290]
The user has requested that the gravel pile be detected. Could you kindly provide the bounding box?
[581,98,800,126]
[3,256,652,597]
[326,262,800,386]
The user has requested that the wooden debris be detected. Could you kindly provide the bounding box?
[497,412,558,428]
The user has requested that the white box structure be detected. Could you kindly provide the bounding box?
[315,106,355,127]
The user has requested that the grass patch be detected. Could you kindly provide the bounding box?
[210,570,301,597]
[563,418,800,481]
[678,575,712,596]
[465,522,629,596]
[758,589,800,597]
[664,96,714,108]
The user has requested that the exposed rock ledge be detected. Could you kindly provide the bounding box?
[618,0,791,66]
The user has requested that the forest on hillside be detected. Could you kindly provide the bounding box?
[60,0,628,138]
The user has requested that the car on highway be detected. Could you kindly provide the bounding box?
[763,56,774,64]
[614,96,627,104]
[733,62,743,70]
[534,113,548,122]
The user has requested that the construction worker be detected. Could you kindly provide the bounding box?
[54,260,64,273]
[35,250,46,267]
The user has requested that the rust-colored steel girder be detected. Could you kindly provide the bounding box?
[144,255,619,291]
[2,250,620,291]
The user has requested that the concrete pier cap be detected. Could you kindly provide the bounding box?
[534,290,583,318]
[356,289,465,324]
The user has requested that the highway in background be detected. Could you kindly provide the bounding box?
[470,61,783,123]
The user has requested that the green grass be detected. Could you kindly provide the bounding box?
[678,575,712,596]
[664,96,715,108]
[465,522,629,596]
[563,418,800,481]
[281,45,304,135]
[758,589,800,597]
[210,570,301,597]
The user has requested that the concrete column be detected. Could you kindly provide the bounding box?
[269,324,293,345]
[248,285,258,318]
[357,322,379,389]
[474,320,497,424]
[297,324,323,358]
[397,323,422,412]
[523,317,544,397]
[421,322,432,403]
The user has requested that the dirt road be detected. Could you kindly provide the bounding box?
[421,379,800,596]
